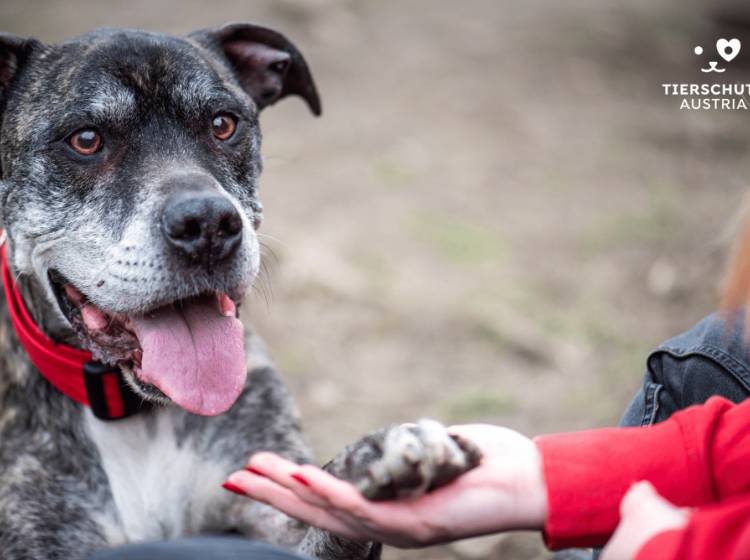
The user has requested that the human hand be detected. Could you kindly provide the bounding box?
[600,481,689,560]
[223,424,548,547]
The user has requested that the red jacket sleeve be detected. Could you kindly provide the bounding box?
[534,396,750,549]
[636,493,750,560]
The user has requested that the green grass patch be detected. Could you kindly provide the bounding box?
[371,157,414,189]
[277,348,310,378]
[582,186,680,254]
[445,391,518,422]
[408,214,509,265]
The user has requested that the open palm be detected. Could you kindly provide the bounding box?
[224,424,548,548]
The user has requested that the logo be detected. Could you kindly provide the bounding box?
[662,37,748,110]
[695,38,741,73]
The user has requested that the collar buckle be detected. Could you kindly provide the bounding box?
[83,361,147,420]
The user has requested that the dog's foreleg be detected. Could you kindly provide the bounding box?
[297,529,380,560]
[295,420,481,559]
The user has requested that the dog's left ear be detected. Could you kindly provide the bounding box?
[189,22,321,116]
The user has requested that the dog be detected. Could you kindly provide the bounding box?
[0,23,481,560]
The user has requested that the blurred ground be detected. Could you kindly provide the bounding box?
[4,0,750,558]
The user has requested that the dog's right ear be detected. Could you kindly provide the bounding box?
[0,34,40,184]
[0,33,40,105]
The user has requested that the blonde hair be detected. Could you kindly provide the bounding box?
[721,200,750,322]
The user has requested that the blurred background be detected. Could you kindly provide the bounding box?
[4,0,750,558]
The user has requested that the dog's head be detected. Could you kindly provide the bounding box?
[0,24,319,415]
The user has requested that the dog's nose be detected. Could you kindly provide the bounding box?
[161,192,243,266]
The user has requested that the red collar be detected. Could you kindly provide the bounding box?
[1,239,143,420]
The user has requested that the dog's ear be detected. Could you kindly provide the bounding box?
[0,33,40,183]
[0,33,39,105]
[189,23,321,116]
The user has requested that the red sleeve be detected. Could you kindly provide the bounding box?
[635,493,750,560]
[534,396,750,549]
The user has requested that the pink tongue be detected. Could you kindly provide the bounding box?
[130,295,246,416]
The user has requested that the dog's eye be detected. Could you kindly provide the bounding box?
[211,113,237,141]
[67,129,103,156]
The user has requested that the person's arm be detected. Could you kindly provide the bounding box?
[537,395,750,549]
[221,396,750,549]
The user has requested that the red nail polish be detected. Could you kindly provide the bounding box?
[222,482,246,496]
[291,473,310,487]
[246,466,266,477]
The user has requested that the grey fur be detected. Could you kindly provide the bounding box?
[0,24,479,559]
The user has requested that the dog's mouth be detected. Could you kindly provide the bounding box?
[49,270,247,416]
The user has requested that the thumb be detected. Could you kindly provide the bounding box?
[620,480,687,524]
[620,481,661,516]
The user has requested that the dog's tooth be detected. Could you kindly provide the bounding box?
[81,305,109,331]
[218,293,236,317]
[64,284,85,305]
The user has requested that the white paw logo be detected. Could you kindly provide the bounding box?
[695,38,741,73]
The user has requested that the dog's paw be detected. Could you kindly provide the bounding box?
[354,419,482,501]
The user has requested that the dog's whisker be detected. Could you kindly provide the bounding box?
[250,282,272,311]
[259,260,275,302]
[259,242,281,269]
[257,232,287,248]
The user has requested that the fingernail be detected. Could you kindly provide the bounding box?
[246,466,266,477]
[291,473,310,487]
[222,482,246,496]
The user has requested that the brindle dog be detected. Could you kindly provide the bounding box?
[0,24,480,560]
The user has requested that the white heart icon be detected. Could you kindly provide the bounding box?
[717,38,741,62]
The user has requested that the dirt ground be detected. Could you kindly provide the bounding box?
[4,1,750,558]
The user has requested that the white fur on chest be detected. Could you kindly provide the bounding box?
[84,407,229,544]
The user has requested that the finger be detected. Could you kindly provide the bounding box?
[620,481,658,517]
[248,458,429,538]
[294,464,376,517]
[249,466,399,543]
[246,452,306,476]
[226,470,371,542]
[239,470,395,543]
[620,480,685,521]
[294,465,429,534]
[245,453,330,507]
[248,454,417,537]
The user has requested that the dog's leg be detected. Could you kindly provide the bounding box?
[324,419,482,501]
[296,420,481,559]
